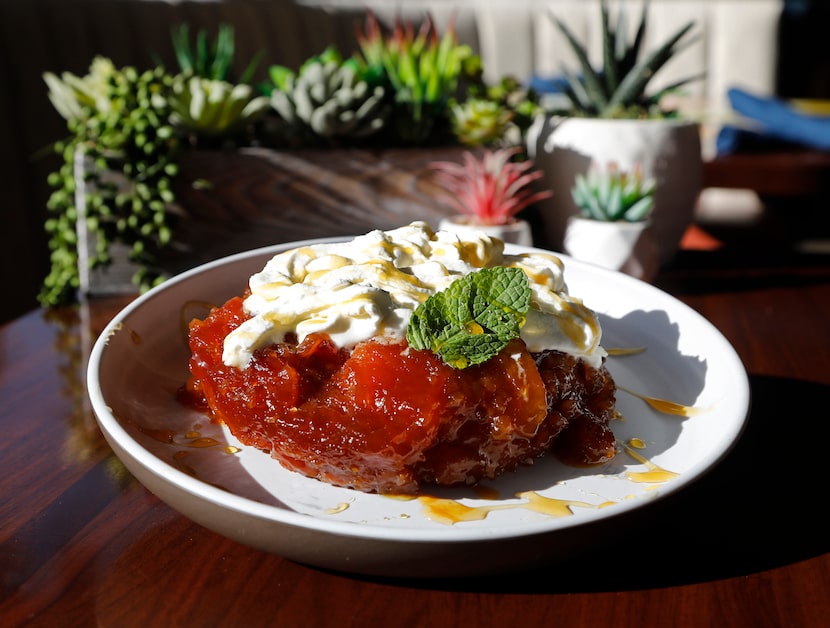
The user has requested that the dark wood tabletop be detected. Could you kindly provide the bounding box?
[2,210,829,627]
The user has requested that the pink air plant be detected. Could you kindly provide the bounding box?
[431,148,553,226]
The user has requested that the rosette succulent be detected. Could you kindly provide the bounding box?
[169,77,270,138]
[43,56,120,122]
[430,147,552,226]
[571,162,655,222]
[451,76,541,147]
[269,47,390,141]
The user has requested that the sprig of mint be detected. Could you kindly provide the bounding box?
[406,267,531,369]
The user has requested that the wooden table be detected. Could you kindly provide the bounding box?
[2,220,829,627]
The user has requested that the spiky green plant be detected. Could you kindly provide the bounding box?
[357,11,480,143]
[170,23,260,83]
[430,147,552,226]
[550,0,701,118]
[168,24,268,140]
[571,162,655,222]
[269,47,390,142]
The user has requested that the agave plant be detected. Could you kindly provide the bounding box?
[430,147,552,226]
[550,0,701,118]
[571,162,655,222]
[269,47,390,141]
[357,11,480,143]
[168,24,269,139]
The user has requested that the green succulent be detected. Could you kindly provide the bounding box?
[451,76,541,147]
[269,47,389,141]
[170,23,260,83]
[550,0,701,118]
[357,11,481,143]
[44,56,120,122]
[41,61,181,306]
[571,162,655,222]
[168,24,268,139]
[169,76,270,138]
[450,99,515,147]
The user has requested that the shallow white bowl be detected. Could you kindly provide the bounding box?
[87,239,750,578]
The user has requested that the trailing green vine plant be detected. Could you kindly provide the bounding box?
[40,25,266,307]
[41,58,180,306]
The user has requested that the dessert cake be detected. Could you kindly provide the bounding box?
[184,222,617,494]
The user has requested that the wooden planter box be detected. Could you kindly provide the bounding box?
[75,146,469,296]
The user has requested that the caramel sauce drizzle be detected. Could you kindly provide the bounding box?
[134,422,227,449]
[130,421,240,461]
[111,322,142,345]
[381,437,680,526]
[325,502,351,515]
[605,346,646,356]
[617,386,704,417]
[606,346,706,417]
[416,492,597,525]
[622,439,680,484]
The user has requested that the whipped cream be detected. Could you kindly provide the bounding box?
[222,222,605,369]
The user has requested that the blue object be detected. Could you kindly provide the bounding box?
[720,87,830,153]
[528,74,571,95]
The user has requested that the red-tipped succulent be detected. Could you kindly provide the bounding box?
[431,147,552,226]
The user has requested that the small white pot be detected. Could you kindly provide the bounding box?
[438,216,534,246]
[563,217,658,280]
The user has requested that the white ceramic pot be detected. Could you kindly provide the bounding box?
[563,217,659,281]
[527,116,702,265]
[438,216,534,246]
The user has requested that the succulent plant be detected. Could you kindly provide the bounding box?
[357,11,481,143]
[451,76,541,147]
[44,56,121,122]
[571,162,655,222]
[269,47,389,141]
[170,23,260,83]
[430,147,552,226]
[169,76,270,138]
[550,0,701,118]
[450,99,515,147]
[168,24,269,139]
[41,61,181,306]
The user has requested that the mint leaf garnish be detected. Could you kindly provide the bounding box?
[406,267,531,369]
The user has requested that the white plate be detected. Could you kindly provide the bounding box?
[88,239,750,578]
